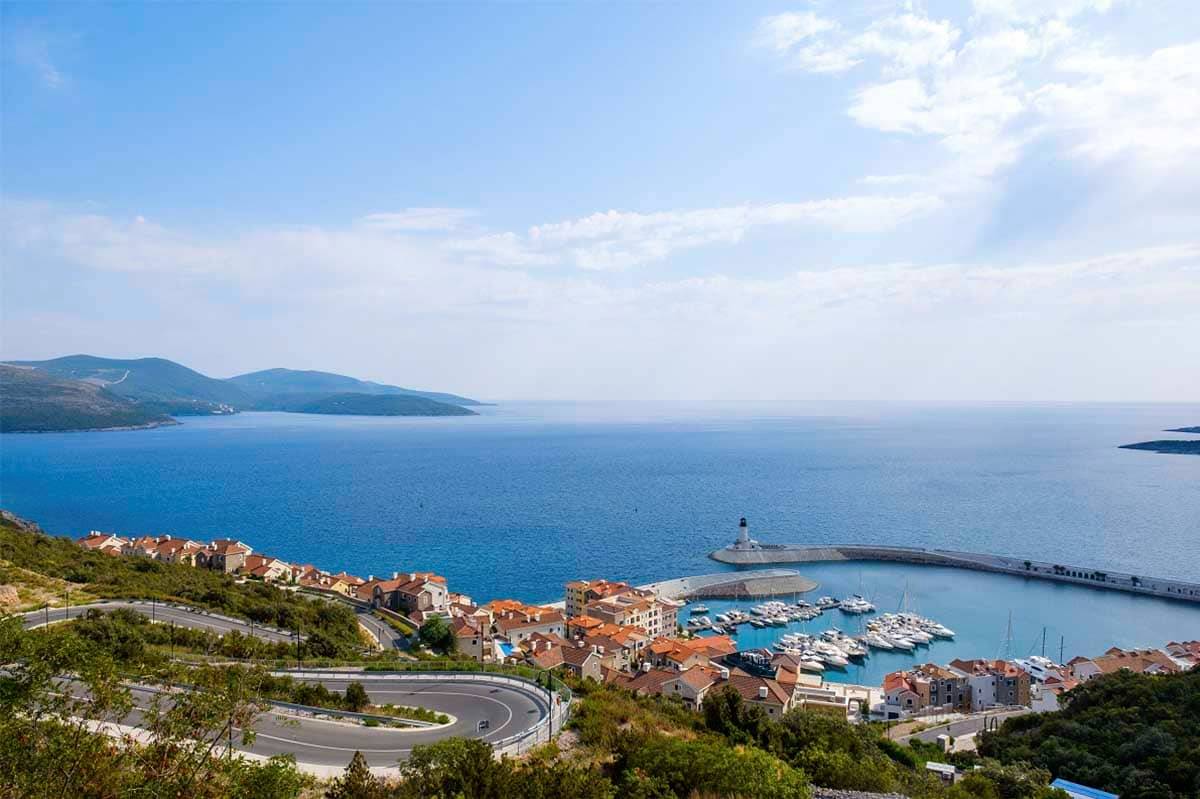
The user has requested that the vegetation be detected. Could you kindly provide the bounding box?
[979,669,1200,799]
[263,392,476,417]
[1,355,481,428]
[0,513,364,657]
[0,616,311,798]
[418,615,457,653]
[323,738,613,799]
[227,367,481,406]
[7,354,251,415]
[1118,439,1200,455]
[0,364,174,432]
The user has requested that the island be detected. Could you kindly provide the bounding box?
[1166,426,1200,434]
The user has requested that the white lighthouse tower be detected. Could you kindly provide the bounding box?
[732,516,757,550]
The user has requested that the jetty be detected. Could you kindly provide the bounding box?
[708,519,1200,605]
[640,569,817,600]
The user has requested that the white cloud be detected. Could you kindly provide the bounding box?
[358,208,477,232]
[1033,43,1200,163]
[761,1,1200,195]
[477,194,946,271]
[7,27,68,88]
[757,11,839,54]
[970,0,1122,23]
[6,198,1198,399]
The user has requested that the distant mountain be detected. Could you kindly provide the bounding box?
[227,368,483,406]
[269,392,476,417]
[9,355,248,415]
[2,355,483,431]
[1166,426,1200,434]
[0,364,176,432]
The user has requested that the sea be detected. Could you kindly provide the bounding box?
[3,401,1199,685]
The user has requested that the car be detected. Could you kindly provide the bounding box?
[477,719,489,731]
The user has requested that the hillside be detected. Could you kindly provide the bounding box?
[3,355,484,430]
[227,367,483,406]
[8,355,249,415]
[978,669,1200,799]
[0,365,176,433]
[269,392,476,416]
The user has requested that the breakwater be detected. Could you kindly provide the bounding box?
[641,569,818,600]
[709,545,1200,605]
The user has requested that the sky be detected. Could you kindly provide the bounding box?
[2,0,1198,401]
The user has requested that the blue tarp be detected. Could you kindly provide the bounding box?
[1050,778,1119,799]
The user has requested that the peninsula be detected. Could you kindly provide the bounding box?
[0,355,482,432]
[1119,424,1200,455]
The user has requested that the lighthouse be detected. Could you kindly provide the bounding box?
[732,516,755,550]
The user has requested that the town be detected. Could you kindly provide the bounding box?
[76,528,1200,747]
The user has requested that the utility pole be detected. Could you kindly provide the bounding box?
[1041,626,1046,658]
[65,586,70,620]
[1059,635,1065,664]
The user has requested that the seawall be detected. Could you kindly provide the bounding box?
[709,545,1200,605]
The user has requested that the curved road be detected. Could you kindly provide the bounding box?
[20,602,552,769]
[248,673,550,767]
[21,600,298,643]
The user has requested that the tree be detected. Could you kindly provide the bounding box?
[418,616,455,654]
[325,751,386,799]
[343,681,370,713]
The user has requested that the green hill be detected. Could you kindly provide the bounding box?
[978,669,1200,799]
[0,364,175,433]
[8,355,249,415]
[3,355,482,430]
[269,392,476,416]
[227,367,483,406]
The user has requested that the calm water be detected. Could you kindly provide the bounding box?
[2,402,1198,680]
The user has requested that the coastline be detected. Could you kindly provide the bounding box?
[1,418,183,434]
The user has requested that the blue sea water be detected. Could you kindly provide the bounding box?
[2,401,1198,683]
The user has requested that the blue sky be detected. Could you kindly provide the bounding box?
[3,1,1199,400]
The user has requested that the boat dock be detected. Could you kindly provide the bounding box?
[709,541,1200,605]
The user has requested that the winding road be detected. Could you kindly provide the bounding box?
[19,601,555,771]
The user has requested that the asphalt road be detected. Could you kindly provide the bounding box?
[23,601,549,769]
[80,673,549,769]
[902,709,1029,743]
[21,600,298,643]
[248,674,549,766]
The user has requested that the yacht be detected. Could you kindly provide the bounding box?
[865,633,895,650]
[689,604,710,615]
[1016,655,1060,682]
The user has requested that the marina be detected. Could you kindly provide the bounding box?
[678,559,1200,686]
[683,589,955,676]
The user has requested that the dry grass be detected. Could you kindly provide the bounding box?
[0,559,100,612]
